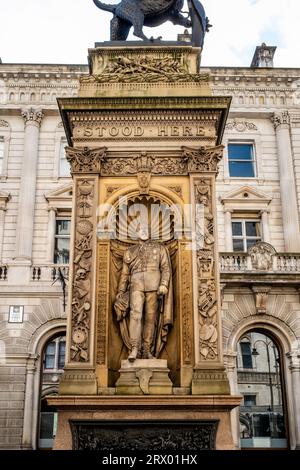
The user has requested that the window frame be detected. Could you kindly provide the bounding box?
[232,218,262,252]
[43,336,66,372]
[53,124,71,179]
[54,216,71,265]
[227,141,257,179]
[0,123,11,180]
[58,138,70,178]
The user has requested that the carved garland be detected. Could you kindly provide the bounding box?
[195,179,218,361]
[100,146,224,177]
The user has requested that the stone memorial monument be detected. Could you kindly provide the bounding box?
[48,0,241,450]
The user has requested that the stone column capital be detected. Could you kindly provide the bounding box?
[21,107,44,127]
[48,206,58,214]
[271,111,290,130]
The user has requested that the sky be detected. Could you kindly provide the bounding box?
[0,0,299,67]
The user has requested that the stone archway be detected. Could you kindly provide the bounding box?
[224,318,298,450]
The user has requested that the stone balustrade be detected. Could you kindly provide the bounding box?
[31,265,69,282]
[220,252,300,273]
[0,265,7,280]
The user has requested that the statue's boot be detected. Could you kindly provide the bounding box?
[128,346,138,362]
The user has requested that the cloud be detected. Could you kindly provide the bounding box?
[0,0,299,67]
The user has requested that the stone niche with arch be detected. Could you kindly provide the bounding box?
[97,177,193,389]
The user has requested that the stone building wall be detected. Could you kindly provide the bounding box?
[0,58,300,449]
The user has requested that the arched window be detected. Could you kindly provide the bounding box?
[237,331,288,449]
[38,334,66,449]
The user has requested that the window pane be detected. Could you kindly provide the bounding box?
[56,220,70,236]
[59,141,70,177]
[232,222,243,236]
[229,161,255,177]
[228,144,253,161]
[241,342,253,369]
[58,341,66,369]
[233,239,244,252]
[246,222,261,237]
[0,140,4,174]
[54,238,70,264]
[244,395,256,407]
[45,356,55,370]
[246,238,261,250]
[40,412,55,439]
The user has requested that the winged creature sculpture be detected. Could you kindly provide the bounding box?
[92,0,211,46]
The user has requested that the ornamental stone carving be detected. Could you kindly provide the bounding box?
[195,180,218,361]
[248,242,276,271]
[271,111,290,129]
[70,179,96,362]
[182,145,224,173]
[0,120,9,128]
[81,56,209,84]
[225,120,258,132]
[71,420,218,451]
[21,107,44,126]
[66,146,107,174]
[100,147,223,177]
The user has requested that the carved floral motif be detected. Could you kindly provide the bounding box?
[66,146,107,174]
[225,120,258,132]
[0,120,9,128]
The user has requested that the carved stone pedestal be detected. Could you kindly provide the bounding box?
[50,41,240,450]
[116,359,173,395]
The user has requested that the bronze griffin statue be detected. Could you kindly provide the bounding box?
[92,0,211,46]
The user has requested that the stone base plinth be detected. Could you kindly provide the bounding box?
[115,359,173,395]
[47,395,241,450]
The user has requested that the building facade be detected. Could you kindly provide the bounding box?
[0,45,300,449]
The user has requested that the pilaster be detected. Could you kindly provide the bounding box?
[14,107,44,262]
[59,146,106,395]
[272,111,300,252]
[287,350,300,450]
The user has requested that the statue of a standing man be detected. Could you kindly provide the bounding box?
[114,226,173,362]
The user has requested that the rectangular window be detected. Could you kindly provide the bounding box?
[59,140,70,177]
[240,342,253,369]
[58,341,66,370]
[244,395,256,407]
[44,342,56,369]
[54,218,71,264]
[228,143,256,177]
[0,138,4,174]
[232,220,261,252]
